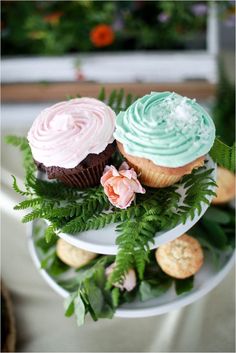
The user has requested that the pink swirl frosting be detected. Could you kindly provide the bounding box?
[27,98,116,168]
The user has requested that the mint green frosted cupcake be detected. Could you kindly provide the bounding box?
[114,92,215,188]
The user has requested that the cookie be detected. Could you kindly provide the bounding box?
[212,167,236,205]
[155,234,204,279]
[56,238,97,268]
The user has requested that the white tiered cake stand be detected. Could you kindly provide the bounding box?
[27,157,235,318]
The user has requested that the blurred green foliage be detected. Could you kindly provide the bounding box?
[213,64,235,145]
[2,1,209,55]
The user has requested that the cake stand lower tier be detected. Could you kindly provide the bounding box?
[27,222,235,318]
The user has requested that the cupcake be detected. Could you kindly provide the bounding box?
[28,98,116,188]
[114,92,215,188]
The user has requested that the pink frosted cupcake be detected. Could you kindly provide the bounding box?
[28,98,116,188]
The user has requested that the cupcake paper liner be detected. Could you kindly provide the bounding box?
[125,158,182,188]
[117,142,204,188]
[56,159,109,188]
[35,143,116,188]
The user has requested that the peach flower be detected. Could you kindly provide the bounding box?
[101,162,146,209]
[105,263,137,292]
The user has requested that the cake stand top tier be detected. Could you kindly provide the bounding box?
[45,156,216,255]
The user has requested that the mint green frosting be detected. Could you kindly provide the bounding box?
[114,92,215,168]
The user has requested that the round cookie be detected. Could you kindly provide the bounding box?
[56,238,97,268]
[212,167,236,205]
[155,234,204,279]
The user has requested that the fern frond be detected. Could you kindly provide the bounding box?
[115,88,124,111]
[109,214,157,284]
[108,90,117,107]
[27,175,81,200]
[45,224,58,243]
[124,93,133,110]
[175,166,216,225]
[210,138,236,172]
[11,175,32,196]
[22,202,57,223]
[14,197,43,210]
[62,206,137,234]
[5,135,36,175]
[22,209,44,223]
[5,135,28,150]
[98,86,106,101]
[48,193,107,221]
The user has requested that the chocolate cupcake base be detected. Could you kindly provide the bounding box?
[35,142,116,188]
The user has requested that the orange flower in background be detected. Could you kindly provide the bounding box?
[43,12,63,25]
[90,24,114,47]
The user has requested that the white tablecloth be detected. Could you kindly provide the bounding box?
[1,126,235,352]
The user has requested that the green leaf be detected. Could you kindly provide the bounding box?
[98,302,114,319]
[40,250,55,270]
[111,287,120,308]
[64,293,76,317]
[22,209,44,223]
[83,280,104,316]
[45,225,57,243]
[79,264,114,319]
[36,233,57,252]
[139,279,172,301]
[175,276,194,295]
[47,257,69,276]
[125,93,133,110]
[189,219,224,269]
[5,135,36,175]
[59,256,115,291]
[98,86,105,101]
[115,88,124,111]
[122,288,139,303]
[12,175,31,196]
[58,277,82,292]
[196,236,221,269]
[5,135,28,149]
[201,218,228,249]
[209,138,236,172]
[204,207,231,225]
[108,89,117,107]
[74,293,86,327]
[14,197,43,210]
[213,63,235,145]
